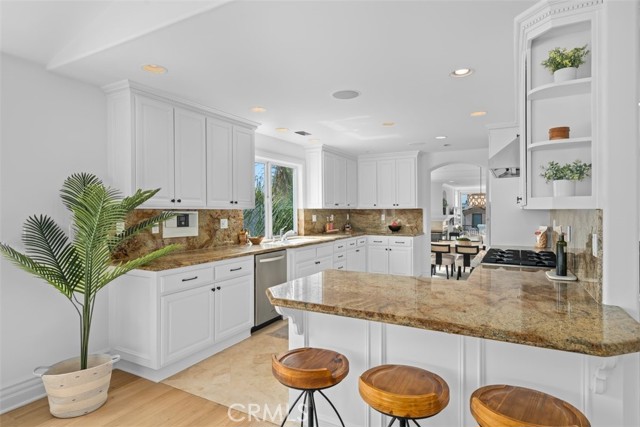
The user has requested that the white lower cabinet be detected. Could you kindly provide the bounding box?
[366,235,422,276]
[289,243,333,280]
[109,256,254,381]
[346,246,366,272]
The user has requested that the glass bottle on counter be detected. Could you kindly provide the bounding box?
[556,233,567,276]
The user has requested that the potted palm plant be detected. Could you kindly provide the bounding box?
[0,173,180,418]
[541,45,589,83]
[540,160,592,197]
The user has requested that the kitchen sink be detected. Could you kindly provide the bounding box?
[260,236,326,247]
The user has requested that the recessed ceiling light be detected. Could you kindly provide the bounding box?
[435,135,447,140]
[275,127,289,133]
[444,143,451,147]
[407,142,426,146]
[382,122,395,127]
[250,106,267,113]
[470,111,487,117]
[449,181,455,183]
[332,90,361,100]
[142,64,167,74]
[450,68,474,77]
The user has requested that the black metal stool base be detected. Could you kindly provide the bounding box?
[279,389,345,427]
[386,416,422,427]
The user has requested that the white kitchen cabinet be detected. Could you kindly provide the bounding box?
[358,154,418,208]
[134,96,207,208]
[346,245,367,272]
[366,235,421,276]
[109,255,254,382]
[288,243,333,280]
[305,146,357,208]
[161,284,215,366]
[104,81,258,209]
[516,2,599,209]
[206,118,256,209]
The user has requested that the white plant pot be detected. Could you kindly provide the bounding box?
[553,67,578,83]
[34,354,120,418]
[553,180,576,197]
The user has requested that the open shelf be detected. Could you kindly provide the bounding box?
[527,78,591,101]
[528,137,591,151]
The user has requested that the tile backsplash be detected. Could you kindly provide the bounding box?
[550,209,603,303]
[298,208,423,235]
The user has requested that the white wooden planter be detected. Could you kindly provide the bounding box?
[553,179,576,197]
[553,67,578,83]
[34,354,120,418]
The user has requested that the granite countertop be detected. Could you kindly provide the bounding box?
[267,267,640,357]
[133,231,423,271]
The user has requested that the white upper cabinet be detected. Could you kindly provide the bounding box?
[358,154,418,208]
[305,146,357,209]
[104,81,258,210]
[206,119,255,209]
[516,1,599,209]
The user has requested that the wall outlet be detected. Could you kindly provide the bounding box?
[220,218,228,229]
[312,215,317,222]
[152,223,160,234]
[330,214,334,221]
[381,213,385,222]
[592,233,598,256]
[565,225,572,242]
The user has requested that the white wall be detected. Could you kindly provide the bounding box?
[254,133,305,163]
[0,54,108,411]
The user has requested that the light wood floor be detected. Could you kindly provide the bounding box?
[0,370,276,427]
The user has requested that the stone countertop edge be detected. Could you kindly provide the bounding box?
[266,268,640,357]
[131,231,423,271]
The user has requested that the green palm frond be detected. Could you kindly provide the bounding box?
[0,172,180,369]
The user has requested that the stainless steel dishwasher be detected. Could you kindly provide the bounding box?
[254,250,287,330]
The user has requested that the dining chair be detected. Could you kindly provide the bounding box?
[454,245,480,280]
[431,243,456,279]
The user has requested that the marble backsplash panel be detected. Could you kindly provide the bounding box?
[550,209,603,303]
[112,209,244,261]
[298,208,423,235]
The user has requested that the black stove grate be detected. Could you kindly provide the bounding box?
[481,249,556,268]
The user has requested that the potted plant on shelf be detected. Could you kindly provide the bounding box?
[540,160,592,197]
[541,44,589,83]
[0,173,180,418]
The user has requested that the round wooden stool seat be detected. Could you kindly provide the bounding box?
[359,364,450,420]
[470,385,590,427]
[272,347,349,391]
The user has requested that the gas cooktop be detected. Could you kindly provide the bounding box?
[481,248,556,268]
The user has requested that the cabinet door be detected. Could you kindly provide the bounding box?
[317,255,333,273]
[388,246,413,276]
[174,108,206,208]
[323,152,336,208]
[347,247,367,272]
[376,159,396,207]
[295,259,319,280]
[161,285,214,366]
[333,156,347,207]
[214,275,253,342]
[346,158,358,207]
[367,246,389,274]
[135,95,175,207]
[206,118,234,208]
[233,126,255,209]
[358,160,378,207]
[394,158,416,207]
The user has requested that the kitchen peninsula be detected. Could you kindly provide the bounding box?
[268,268,640,427]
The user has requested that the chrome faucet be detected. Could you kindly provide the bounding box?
[281,229,296,242]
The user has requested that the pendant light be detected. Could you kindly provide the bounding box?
[468,166,486,209]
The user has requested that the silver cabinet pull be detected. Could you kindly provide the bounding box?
[182,276,198,282]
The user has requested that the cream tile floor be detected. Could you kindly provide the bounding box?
[163,320,290,425]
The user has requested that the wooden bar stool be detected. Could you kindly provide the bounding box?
[359,364,449,427]
[470,384,590,427]
[272,347,349,427]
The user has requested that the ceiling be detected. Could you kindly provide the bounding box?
[1,0,535,155]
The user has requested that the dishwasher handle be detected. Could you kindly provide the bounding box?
[258,255,285,263]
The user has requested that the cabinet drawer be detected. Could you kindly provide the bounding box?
[295,246,317,263]
[214,258,253,281]
[161,267,214,294]
[334,261,346,270]
[316,244,333,258]
[357,237,367,246]
[389,237,412,247]
[333,252,346,262]
[333,240,348,252]
[346,239,357,248]
[367,236,389,246]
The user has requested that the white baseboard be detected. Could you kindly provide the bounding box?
[0,376,46,414]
